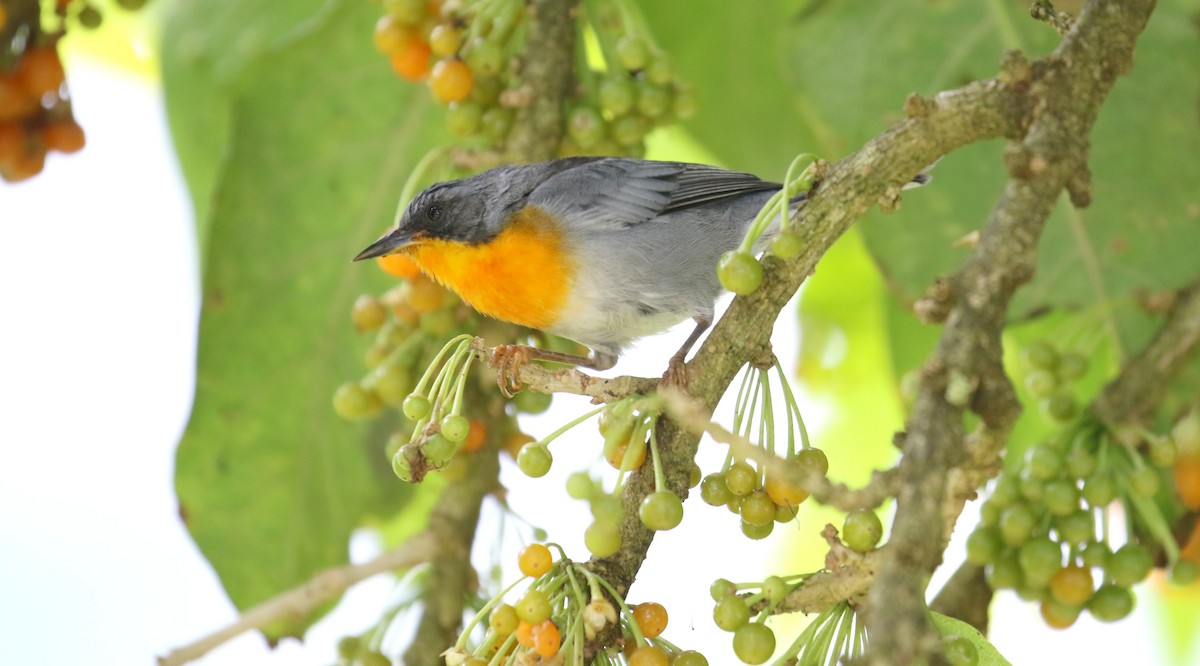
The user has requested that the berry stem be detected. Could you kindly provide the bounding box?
[775,361,811,452]
[454,574,528,650]
[485,633,518,666]
[411,334,473,401]
[649,422,666,492]
[584,567,647,647]
[536,403,607,447]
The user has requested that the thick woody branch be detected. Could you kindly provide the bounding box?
[865,2,1157,662]
[503,0,579,162]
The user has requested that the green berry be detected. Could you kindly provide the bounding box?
[465,37,502,75]
[516,444,552,478]
[990,474,1021,506]
[713,596,750,631]
[635,78,670,118]
[710,578,736,602]
[1018,537,1062,586]
[1018,470,1046,502]
[1024,369,1058,397]
[1173,409,1200,455]
[446,101,483,137]
[359,651,391,666]
[567,106,606,148]
[1066,448,1098,480]
[999,503,1039,547]
[740,519,774,540]
[795,447,829,475]
[1054,510,1094,545]
[1049,565,1094,606]
[674,650,708,666]
[1108,544,1153,587]
[761,575,788,602]
[738,491,776,527]
[584,519,621,557]
[402,393,432,420]
[1082,473,1117,506]
[366,362,412,406]
[490,603,519,635]
[513,389,552,414]
[615,35,649,70]
[610,114,649,147]
[1169,559,1199,586]
[1043,479,1081,517]
[78,4,103,28]
[566,471,594,499]
[337,635,361,659]
[842,509,884,552]
[1042,393,1079,423]
[1081,541,1111,569]
[1087,584,1134,622]
[1022,340,1059,370]
[640,491,684,531]
[440,414,470,442]
[725,461,757,496]
[672,84,697,119]
[645,56,672,85]
[351,294,388,332]
[966,527,1003,565]
[1028,445,1065,480]
[418,309,455,336]
[422,433,457,467]
[1150,437,1178,467]
[599,76,635,116]
[1058,352,1088,380]
[731,622,775,665]
[700,473,733,506]
[979,499,1002,526]
[515,589,551,624]
[943,635,978,666]
[333,381,383,421]
[718,251,763,295]
[771,229,803,258]
[392,446,415,482]
[986,554,1023,589]
[481,106,514,141]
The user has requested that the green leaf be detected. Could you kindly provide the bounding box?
[640,0,819,176]
[167,0,443,639]
[787,0,1200,401]
[931,611,1013,666]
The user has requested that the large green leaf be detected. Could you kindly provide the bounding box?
[167,0,442,639]
[787,0,1200,399]
[640,0,819,176]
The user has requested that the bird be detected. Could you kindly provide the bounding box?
[353,156,926,390]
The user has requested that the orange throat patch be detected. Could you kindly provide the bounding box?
[406,206,573,330]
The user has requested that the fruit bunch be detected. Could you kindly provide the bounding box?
[698,361,826,540]
[966,412,1193,628]
[0,0,149,183]
[432,542,709,666]
[370,0,694,157]
[1018,339,1088,423]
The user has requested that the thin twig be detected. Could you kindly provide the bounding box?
[158,534,437,666]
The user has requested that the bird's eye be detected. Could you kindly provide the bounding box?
[427,204,443,221]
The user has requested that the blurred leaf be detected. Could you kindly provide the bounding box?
[788,0,1200,402]
[640,0,819,176]
[167,0,442,639]
[931,611,1013,666]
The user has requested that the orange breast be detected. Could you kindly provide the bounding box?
[407,206,573,330]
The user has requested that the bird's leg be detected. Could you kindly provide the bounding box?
[491,344,617,398]
[661,314,712,388]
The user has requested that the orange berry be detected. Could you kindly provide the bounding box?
[632,601,668,639]
[0,6,7,30]
[1049,565,1093,606]
[0,122,26,165]
[0,75,37,121]
[429,58,472,104]
[532,620,560,658]
[373,15,418,54]
[1,144,45,183]
[503,431,535,458]
[390,39,432,81]
[518,543,553,578]
[605,436,646,471]
[376,252,421,279]
[41,120,85,153]
[628,645,669,666]
[764,463,810,509]
[1174,453,1200,510]
[16,48,66,98]
[1039,598,1080,629]
[461,419,487,452]
[514,620,535,648]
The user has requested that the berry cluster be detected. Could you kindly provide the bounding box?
[427,543,709,666]
[699,361,824,540]
[966,406,1194,628]
[1019,339,1088,423]
[1,0,150,182]
[371,0,693,157]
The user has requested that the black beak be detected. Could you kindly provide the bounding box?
[353,228,415,261]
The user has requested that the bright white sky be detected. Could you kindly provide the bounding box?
[0,56,1184,666]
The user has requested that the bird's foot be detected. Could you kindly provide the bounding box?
[491,344,533,398]
[660,353,690,390]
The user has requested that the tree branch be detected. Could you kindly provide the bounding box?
[866,2,1157,661]
[158,534,436,666]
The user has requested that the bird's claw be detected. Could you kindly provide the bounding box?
[492,344,532,399]
[660,353,690,390]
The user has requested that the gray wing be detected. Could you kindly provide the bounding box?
[527,158,781,230]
